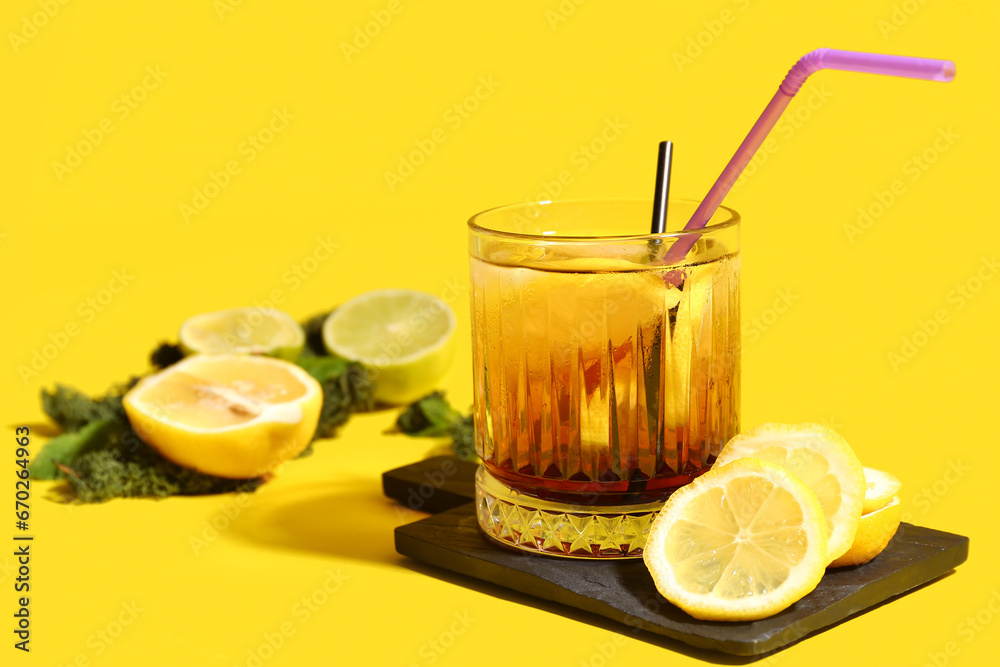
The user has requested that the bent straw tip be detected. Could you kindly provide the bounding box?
[939,60,957,82]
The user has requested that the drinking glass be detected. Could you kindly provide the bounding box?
[468,199,740,558]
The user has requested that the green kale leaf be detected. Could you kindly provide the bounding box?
[296,355,375,440]
[61,429,262,503]
[299,310,333,357]
[150,341,185,369]
[396,391,463,437]
[28,419,116,480]
[396,392,477,461]
[41,380,137,432]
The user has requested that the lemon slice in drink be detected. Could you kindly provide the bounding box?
[714,423,865,563]
[862,466,902,513]
[122,354,322,478]
[829,496,901,568]
[667,262,716,428]
[322,289,456,404]
[643,458,828,621]
[180,307,305,361]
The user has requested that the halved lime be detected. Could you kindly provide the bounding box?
[179,307,305,362]
[322,289,456,404]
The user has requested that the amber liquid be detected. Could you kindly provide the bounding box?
[470,251,740,505]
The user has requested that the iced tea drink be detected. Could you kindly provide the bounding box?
[469,200,740,558]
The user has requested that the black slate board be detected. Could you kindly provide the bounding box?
[382,456,479,514]
[386,458,970,657]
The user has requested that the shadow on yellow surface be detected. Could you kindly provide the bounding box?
[228,478,424,564]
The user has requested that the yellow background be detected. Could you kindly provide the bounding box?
[2,1,998,665]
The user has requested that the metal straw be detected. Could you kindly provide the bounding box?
[650,140,674,234]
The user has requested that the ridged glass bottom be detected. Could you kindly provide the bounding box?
[475,466,665,559]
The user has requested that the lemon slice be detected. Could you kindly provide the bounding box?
[829,496,901,568]
[123,354,322,478]
[713,423,865,564]
[643,458,828,621]
[180,307,305,361]
[322,289,456,404]
[862,467,902,513]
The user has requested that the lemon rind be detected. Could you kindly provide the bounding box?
[862,466,903,514]
[828,495,902,568]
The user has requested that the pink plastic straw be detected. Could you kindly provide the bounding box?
[666,48,955,263]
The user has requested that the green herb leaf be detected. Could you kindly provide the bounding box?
[396,392,477,461]
[299,310,333,357]
[296,356,375,441]
[41,381,136,432]
[28,419,115,480]
[295,355,352,383]
[396,391,463,437]
[63,430,261,503]
[447,413,477,462]
[150,341,185,369]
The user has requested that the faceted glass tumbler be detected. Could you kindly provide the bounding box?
[468,199,741,558]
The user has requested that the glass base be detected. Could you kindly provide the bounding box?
[475,466,666,559]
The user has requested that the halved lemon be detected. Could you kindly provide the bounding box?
[122,354,322,478]
[713,423,865,564]
[322,289,455,404]
[829,496,901,568]
[862,467,902,514]
[643,457,828,621]
[179,307,305,361]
